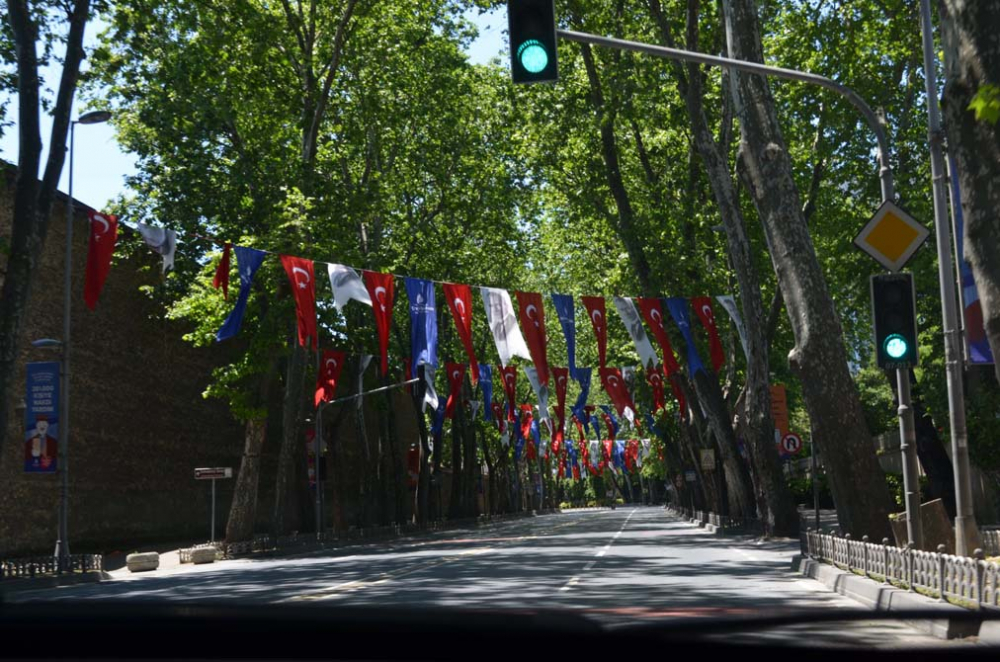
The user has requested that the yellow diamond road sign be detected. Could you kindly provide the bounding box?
[853,200,929,272]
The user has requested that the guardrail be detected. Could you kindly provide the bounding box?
[666,505,762,534]
[803,528,1000,610]
[224,509,559,558]
[982,527,1000,557]
[0,554,103,580]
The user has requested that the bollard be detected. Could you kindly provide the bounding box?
[937,544,947,603]
[974,549,985,610]
[883,538,891,585]
[845,534,852,570]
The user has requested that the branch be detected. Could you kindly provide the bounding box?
[305,0,358,168]
[39,0,92,208]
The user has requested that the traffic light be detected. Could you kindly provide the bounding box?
[508,0,558,84]
[871,273,918,369]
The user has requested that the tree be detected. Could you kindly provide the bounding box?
[939,1,1000,386]
[0,0,93,472]
[721,0,894,539]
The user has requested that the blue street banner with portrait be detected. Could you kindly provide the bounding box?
[24,361,60,473]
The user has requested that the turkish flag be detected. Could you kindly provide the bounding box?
[692,296,726,372]
[213,242,232,299]
[520,404,533,441]
[500,365,517,422]
[515,291,549,387]
[599,367,636,420]
[444,362,466,419]
[646,368,667,412]
[637,297,681,375]
[315,349,346,408]
[572,417,585,441]
[84,210,118,311]
[363,271,395,375]
[492,402,505,430]
[281,255,317,350]
[443,283,478,384]
[572,463,581,480]
[603,439,614,463]
[558,458,566,479]
[552,366,569,417]
[582,296,608,368]
[600,412,616,439]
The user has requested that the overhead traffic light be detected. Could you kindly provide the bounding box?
[508,0,558,84]
[871,273,918,369]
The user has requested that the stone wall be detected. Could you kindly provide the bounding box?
[0,167,245,555]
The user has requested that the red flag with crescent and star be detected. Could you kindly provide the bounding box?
[552,366,569,453]
[691,296,726,372]
[492,402,506,431]
[515,291,549,387]
[500,365,517,422]
[363,271,395,375]
[84,210,118,311]
[444,362,466,419]
[315,349,346,408]
[599,367,636,421]
[636,297,681,375]
[646,368,667,413]
[443,283,479,384]
[282,255,317,350]
[213,242,232,300]
[582,296,608,369]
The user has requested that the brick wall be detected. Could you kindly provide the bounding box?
[0,167,245,555]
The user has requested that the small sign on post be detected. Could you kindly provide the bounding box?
[700,449,715,471]
[194,467,232,542]
[684,470,697,483]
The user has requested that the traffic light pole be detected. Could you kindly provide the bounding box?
[556,28,930,544]
[896,369,923,548]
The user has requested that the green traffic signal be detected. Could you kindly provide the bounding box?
[518,39,549,73]
[884,334,909,360]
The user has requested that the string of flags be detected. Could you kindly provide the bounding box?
[82,212,744,478]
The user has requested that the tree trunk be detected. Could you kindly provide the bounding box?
[0,0,91,474]
[693,370,755,518]
[647,0,797,537]
[448,404,464,519]
[225,419,266,542]
[722,0,893,539]
[272,340,307,536]
[939,0,1000,384]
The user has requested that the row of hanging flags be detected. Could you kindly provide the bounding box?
[82,212,748,476]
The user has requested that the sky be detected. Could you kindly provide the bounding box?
[0,6,507,212]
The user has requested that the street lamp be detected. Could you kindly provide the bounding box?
[56,109,112,571]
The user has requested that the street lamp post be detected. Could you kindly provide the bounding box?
[56,110,111,571]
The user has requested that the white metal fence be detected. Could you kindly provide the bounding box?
[804,528,1000,610]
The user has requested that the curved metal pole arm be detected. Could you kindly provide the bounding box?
[556,29,895,202]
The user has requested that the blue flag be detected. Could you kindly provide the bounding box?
[405,277,438,368]
[572,367,592,425]
[431,398,446,439]
[599,405,620,438]
[665,297,705,375]
[216,246,267,342]
[592,414,602,441]
[514,409,525,460]
[531,418,541,449]
[645,413,661,437]
[614,440,625,469]
[479,364,494,422]
[551,294,577,380]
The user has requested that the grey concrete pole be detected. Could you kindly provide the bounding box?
[897,369,923,548]
[919,0,978,556]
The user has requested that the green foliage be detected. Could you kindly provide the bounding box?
[968,84,1000,124]
[854,367,897,436]
[883,473,930,510]
[786,474,834,509]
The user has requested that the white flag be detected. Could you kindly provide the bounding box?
[328,264,372,312]
[470,400,481,420]
[716,295,749,359]
[421,364,439,413]
[523,366,550,423]
[613,297,659,369]
[500,428,510,447]
[589,439,601,468]
[480,287,532,367]
[136,223,177,273]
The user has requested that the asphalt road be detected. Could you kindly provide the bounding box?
[2,507,975,648]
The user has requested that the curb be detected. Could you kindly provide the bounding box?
[0,571,111,597]
[794,555,980,640]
